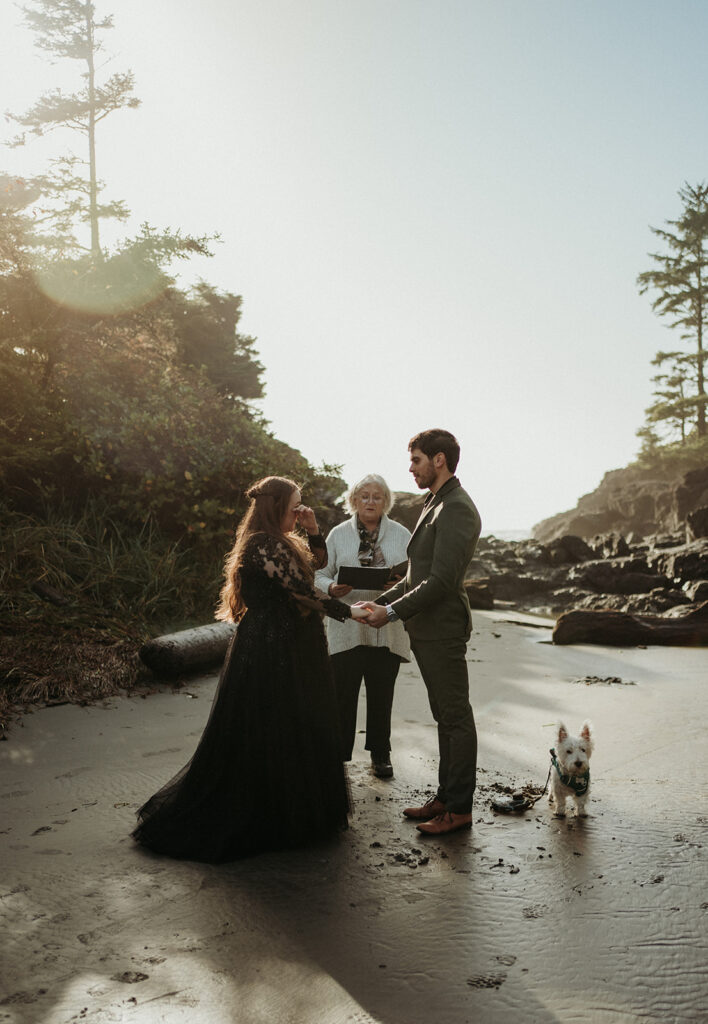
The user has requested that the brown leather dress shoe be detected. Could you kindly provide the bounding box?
[402,796,446,821]
[416,811,472,835]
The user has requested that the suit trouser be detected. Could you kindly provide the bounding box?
[411,636,477,813]
[331,645,401,760]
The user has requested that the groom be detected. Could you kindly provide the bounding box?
[360,429,481,835]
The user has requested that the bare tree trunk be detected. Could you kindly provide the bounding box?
[85,4,100,259]
[696,265,706,436]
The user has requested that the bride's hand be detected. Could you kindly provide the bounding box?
[350,603,371,620]
[295,504,318,535]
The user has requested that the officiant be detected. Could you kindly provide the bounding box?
[315,474,411,778]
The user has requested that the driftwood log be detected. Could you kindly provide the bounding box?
[139,622,236,676]
[553,601,708,646]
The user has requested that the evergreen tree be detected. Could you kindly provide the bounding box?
[638,182,708,438]
[169,283,265,401]
[6,0,139,256]
[644,350,694,444]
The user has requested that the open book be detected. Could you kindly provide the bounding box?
[336,561,407,590]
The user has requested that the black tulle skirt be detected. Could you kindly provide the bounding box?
[132,586,350,863]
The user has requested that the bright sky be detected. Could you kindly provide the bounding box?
[4,0,708,532]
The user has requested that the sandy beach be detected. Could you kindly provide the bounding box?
[1,609,706,1024]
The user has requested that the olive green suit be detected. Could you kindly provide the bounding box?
[379,476,481,812]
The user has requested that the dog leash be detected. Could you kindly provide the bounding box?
[491,750,554,812]
[524,750,554,807]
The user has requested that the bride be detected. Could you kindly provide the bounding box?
[133,476,369,862]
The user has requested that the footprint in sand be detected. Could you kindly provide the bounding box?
[112,971,149,984]
[522,904,546,918]
[466,973,506,989]
[54,767,91,779]
[0,989,47,1006]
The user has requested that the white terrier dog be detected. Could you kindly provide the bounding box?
[549,721,593,817]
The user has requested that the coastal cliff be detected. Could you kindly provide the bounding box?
[532,464,708,543]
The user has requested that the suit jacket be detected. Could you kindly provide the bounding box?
[378,477,481,642]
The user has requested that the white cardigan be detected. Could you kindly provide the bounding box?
[315,514,411,661]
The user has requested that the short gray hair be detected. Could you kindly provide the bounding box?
[345,474,393,515]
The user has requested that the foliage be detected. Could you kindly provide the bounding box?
[643,350,695,444]
[0,498,210,630]
[0,262,344,541]
[632,432,708,476]
[638,181,708,440]
[1,3,347,720]
[167,282,264,400]
[0,209,346,551]
[0,498,195,726]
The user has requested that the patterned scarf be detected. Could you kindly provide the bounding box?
[356,517,385,567]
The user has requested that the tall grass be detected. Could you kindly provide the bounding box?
[1,498,223,631]
[1,499,226,722]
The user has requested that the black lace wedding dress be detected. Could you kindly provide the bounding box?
[132,532,352,862]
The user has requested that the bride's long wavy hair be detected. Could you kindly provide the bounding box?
[215,476,314,623]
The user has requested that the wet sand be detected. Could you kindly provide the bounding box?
[1,610,706,1024]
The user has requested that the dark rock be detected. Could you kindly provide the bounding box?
[674,467,708,523]
[553,601,708,646]
[623,589,691,614]
[645,531,687,549]
[653,541,708,582]
[568,557,668,595]
[465,578,494,610]
[542,588,600,613]
[572,593,629,612]
[468,557,491,576]
[390,492,425,533]
[488,573,555,600]
[590,532,630,559]
[686,505,708,541]
[683,579,708,602]
[545,535,594,565]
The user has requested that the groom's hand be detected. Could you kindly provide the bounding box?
[356,602,389,629]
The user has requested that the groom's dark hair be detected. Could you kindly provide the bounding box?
[408,429,460,472]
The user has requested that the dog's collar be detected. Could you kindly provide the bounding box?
[550,748,590,796]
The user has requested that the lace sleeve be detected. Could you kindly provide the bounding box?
[244,535,351,622]
[307,532,328,570]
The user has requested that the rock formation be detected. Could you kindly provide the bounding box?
[533,465,708,544]
[391,474,708,644]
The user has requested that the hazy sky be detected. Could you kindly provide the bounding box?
[4,0,708,532]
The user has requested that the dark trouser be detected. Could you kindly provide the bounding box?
[411,636,477,814]
[331,645,401,760]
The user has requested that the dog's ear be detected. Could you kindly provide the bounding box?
[557,722,568,742]
[580,720,592,744]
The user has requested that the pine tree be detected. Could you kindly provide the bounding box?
[644,350,694,443]
[6,0,140,257]
[638,182,708,437]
